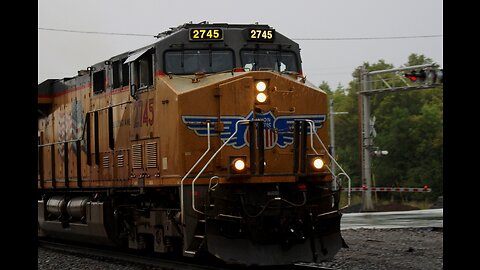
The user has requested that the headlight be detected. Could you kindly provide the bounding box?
[256,93,267,103]
[312,157,324,170]
[234,159,246,171]
[231,157,246,172]
[255,81,267,92]
[308,155,326,172]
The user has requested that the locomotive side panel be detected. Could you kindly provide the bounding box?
[39,115,53,184]
[52,92,67,185]
[111,89,132,182]
[91,68,113,185]
[78,78,92,185]
[155,78,181,182]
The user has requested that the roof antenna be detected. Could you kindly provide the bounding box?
[155,22,188,39]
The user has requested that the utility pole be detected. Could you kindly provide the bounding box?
[360,67,374,211]
[329,98,348,190]
[358,63,442,212]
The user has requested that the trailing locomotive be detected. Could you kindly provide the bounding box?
[37,22,351,265]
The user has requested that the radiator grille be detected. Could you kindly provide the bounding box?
[102,155,110,168]
[132,144,143,169]
[146,142,158,168]
[117,154,124,167]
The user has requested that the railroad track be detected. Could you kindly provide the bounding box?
[292,263,338,270]
[38,239,339,270]
[39,239,225,270]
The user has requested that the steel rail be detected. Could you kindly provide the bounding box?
[38,239,227,270]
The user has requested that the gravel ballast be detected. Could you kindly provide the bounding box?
[317,227,443,269]
[38,228,443,270]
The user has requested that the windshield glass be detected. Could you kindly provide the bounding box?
[164,50,234,74]
[240,50,298,72]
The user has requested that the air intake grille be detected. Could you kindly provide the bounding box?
[132,144,143,169]
[117,154,124,167]
[102,155,110,168]
[146,142,158,168]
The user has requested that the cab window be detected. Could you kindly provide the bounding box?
[133,53,154,89]
[164,50,234,74]
[92,70,105,93]
[240,50,298,72]
[112,58,129,89]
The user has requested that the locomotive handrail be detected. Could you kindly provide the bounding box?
[305,120,337,177]
[191,119,250,215]
[37,139,81,147]
[208,175,220,191]
[303,120,335,177]
[180,121,211,224]
[166,68,243,81]
[305,120,352,211]
[88,100,132,113]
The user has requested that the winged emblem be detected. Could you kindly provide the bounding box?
[182,115,246,148]
[182,112,326,149]
[274,114,326,148]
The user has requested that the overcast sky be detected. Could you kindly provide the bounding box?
[38,0,443,89]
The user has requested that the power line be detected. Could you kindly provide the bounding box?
[293,35,442,41]
[38,27,442,40]
[38,27,154,37]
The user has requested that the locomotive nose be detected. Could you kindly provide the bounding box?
[199,71,330,179]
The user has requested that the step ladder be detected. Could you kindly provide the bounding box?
[184,178,219,257]
[184,219,206,256]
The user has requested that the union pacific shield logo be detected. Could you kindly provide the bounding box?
[244,111,277,149]
[182,111,326,149]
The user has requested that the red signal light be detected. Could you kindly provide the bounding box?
[406,75,417,81]
[405,69,426,82]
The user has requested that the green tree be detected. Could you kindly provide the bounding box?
[319,81,332,95]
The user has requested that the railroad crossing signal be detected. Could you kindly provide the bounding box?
[404,68,443,84]
[405,69,426,82]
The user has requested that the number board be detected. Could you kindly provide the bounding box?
[189,28,223,41]
[247,28,275,42]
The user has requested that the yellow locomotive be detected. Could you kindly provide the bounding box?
[38,22,350,265]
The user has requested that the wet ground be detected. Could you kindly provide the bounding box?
[341,208,443,230]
